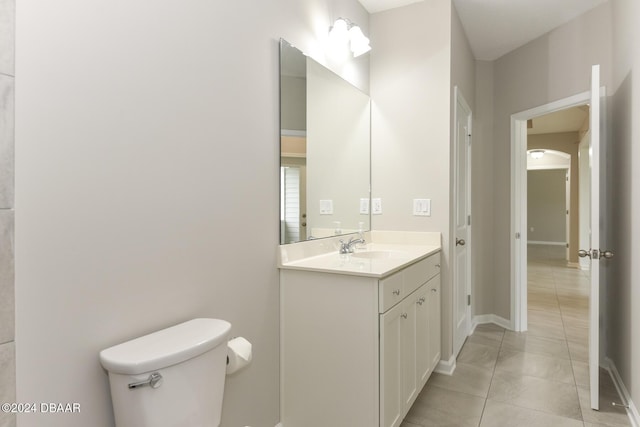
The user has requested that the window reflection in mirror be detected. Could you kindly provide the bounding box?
[279,39,371,244]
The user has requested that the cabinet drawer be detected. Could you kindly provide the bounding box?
[379,272,403,313]
[403,253,441,295]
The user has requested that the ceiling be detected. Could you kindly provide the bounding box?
[527,106,589,135]
[358,0,609,60]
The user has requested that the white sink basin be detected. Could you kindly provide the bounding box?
[351,250,409,260]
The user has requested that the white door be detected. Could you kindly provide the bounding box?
[453,87,472,357]
[578,64,613,410]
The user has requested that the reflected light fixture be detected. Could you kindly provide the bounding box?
[329,18,371,57]
[529,149,545,159]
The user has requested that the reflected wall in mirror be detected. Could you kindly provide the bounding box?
[279,39,371,244]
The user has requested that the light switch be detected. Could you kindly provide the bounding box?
[319,200,333,215]
[360,198,370,214]
[413,199,431,216]
[372,198,382,215]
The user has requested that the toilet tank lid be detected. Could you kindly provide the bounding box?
[99,318,232,375]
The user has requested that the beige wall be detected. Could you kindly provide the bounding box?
[528,132,580,264]
[476,3,613,319]
[14,1,368,426]
[370,0,458,361]
[610,0,640,414]
[527,169,567,243]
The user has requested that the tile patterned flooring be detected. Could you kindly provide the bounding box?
[401,244,631,427]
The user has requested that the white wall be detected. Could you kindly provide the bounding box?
[610,0,640,416]
[472,60,495,316]
[477,3,613,319]
[370,0,475,362]
[14,1,368,426]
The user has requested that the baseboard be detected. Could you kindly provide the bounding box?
[275,423,283,427]
[567,262,581,269]
[605,357,640,427]
[473,314,512,331]
[434,354,456,376]
[527,241,566,246]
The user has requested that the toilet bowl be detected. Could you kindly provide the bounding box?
[100,318,231,427]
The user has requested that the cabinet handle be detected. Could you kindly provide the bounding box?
[435,264,440,268]
[401,313,408,319]
[431,288,437,293]
[417,297,425,305]
[392,289,400,296]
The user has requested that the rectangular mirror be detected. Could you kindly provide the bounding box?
[279,39,371,244]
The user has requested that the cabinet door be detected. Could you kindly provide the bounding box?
[415,284,430,389]
[428,277,441,370]
[401,295,418,413]
[380,303,403,427]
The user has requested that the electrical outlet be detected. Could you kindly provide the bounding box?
[372,198,382,215]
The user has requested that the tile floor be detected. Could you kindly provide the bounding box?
[401,244,631,427]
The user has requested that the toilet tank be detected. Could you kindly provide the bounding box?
[100,318,232,427]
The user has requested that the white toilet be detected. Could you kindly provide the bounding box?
[99,318,231,427]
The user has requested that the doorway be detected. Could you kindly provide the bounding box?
[511,65,609,410]
[510,90,591,332]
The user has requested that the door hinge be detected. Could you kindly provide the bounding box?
[467,215,471,226]
[566,243,569,249]
[515,232,521,239]
[467,295,471,306]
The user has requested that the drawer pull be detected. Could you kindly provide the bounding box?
[435,264,440,268]
[417,299,424,306]
[401,313,408,319]
[392,289,400,296]
[431,288,437,293]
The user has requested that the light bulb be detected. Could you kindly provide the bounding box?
[349,25,371,57]
[329,18,349,45]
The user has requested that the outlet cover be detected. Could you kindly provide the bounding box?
[372,198,382,215]
[319,199,333,215]
[413,199,431,216]
[360,198,370,214]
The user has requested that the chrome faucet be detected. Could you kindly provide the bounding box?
[339,237,366,254]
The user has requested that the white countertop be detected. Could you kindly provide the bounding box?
[278,231,441,278]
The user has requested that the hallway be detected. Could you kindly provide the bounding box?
[401,244,630,427]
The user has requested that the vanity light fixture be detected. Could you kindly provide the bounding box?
[529,149,545,159]
[329,18,371,57]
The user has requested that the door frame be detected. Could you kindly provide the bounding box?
[452,86,472,357]
[510,90,590,331]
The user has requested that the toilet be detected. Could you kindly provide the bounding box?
[99,318,231,427]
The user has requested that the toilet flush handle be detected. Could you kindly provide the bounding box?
[128,372,163,390]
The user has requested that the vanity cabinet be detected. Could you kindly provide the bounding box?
[380,265,441,427]
[280,250,441,427]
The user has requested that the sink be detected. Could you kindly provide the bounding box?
[350,250,409,260]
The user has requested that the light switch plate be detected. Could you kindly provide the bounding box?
[360,198,370,214]
[319,199,333,215]
[372,198,382,215]
[413,199,431,216]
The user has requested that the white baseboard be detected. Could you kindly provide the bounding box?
[528,240,566,246]
[605,357,640,427]
[567,262,581,269]
[275,423,283,427]
[434,355,456,376]
[473,314,512,331]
